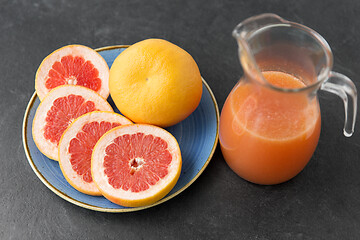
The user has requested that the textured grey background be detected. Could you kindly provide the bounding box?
[2,0,360,239]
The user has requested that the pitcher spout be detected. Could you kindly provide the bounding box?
[232,13,286,40]
[232,14,287,85]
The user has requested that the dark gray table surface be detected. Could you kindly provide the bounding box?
[2,0,360,239]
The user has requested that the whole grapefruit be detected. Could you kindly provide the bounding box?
[109,39,203,127]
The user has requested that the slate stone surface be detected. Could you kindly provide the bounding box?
[1,0,360,239]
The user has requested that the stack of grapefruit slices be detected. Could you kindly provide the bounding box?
[32,44,183,208]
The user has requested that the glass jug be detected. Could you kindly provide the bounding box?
[219,14,357,185]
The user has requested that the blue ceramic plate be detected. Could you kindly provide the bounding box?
[22,45,219,212]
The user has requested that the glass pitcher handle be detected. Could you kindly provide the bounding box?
[320,71,357,137]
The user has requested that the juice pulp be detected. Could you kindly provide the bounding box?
[219,71,321,185]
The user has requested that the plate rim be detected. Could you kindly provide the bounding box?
[22,45,220,213]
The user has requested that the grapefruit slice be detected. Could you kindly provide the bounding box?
[35,45,110,101]
[58,111,132,196]
[91,124,182,207]
[32,85,113,161]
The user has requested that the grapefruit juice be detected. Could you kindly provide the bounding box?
[219,71,321,185]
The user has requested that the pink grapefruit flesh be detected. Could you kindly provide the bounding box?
[91,124,182,207]
[35,45,110,101]
[32,85,113,161]
[59,111,132,196]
